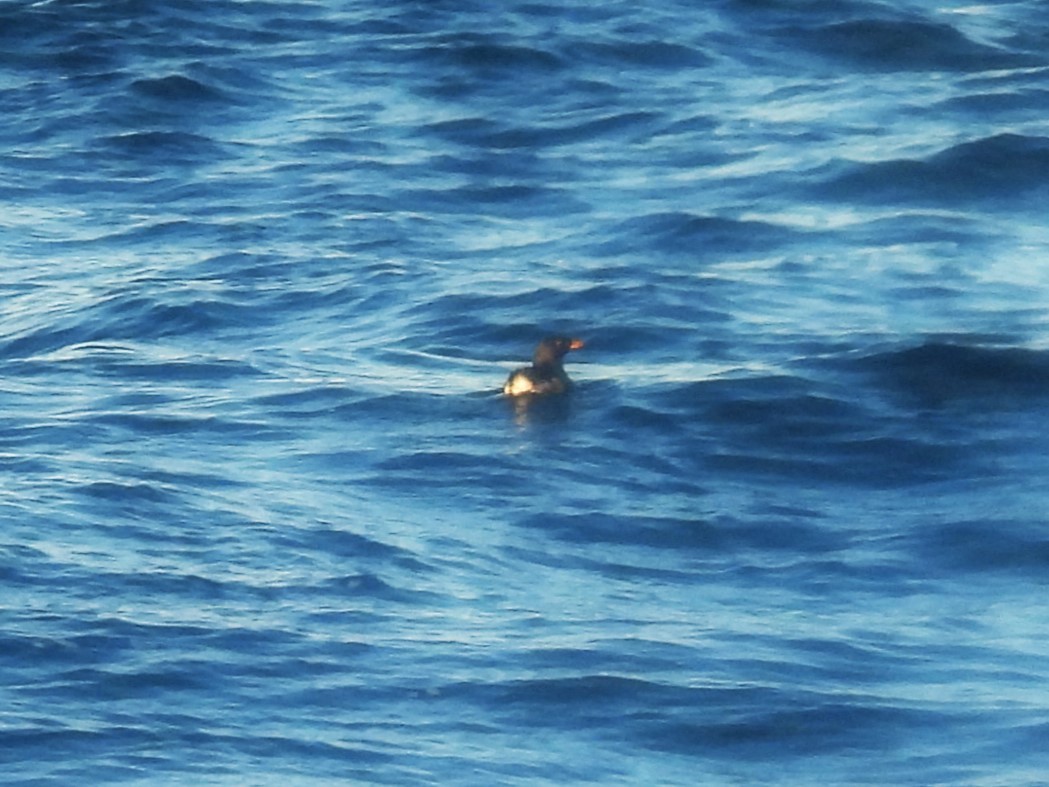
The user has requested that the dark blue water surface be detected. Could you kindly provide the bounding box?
[4,0,1049,783]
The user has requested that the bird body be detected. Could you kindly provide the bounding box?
[502,336,583,397]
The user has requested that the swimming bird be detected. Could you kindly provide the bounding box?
[503,336,584,396]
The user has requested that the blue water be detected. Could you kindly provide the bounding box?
[4,0,1049,783]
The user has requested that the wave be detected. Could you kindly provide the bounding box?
[648,698,949,757]
[424,110,661,150]
[918,518,1049,577]
[514,509,844,559]
[794,17,1038,72]
[430,36,566,73]
[940,86,1049,120]
[99,130,226,164]
[841,211,999,248]
[815,133,1049,205]
[1,286,271,360]
[130,74,230,104]
[645,367,990,486]
[597,211,801,257]
[573,39,713,69]
[856,340,1049,406]
[396,182,588,218]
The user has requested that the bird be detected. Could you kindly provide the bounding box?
[503,336,584,396]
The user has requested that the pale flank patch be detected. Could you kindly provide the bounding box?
[503,372,534,396]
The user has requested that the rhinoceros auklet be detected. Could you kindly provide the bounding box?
[503,336,584,396]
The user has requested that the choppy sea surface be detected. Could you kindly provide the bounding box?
[4,1,1049,784]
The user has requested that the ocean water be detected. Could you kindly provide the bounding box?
[3,0,1049,783]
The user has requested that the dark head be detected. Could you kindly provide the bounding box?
[533,336,584,366]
